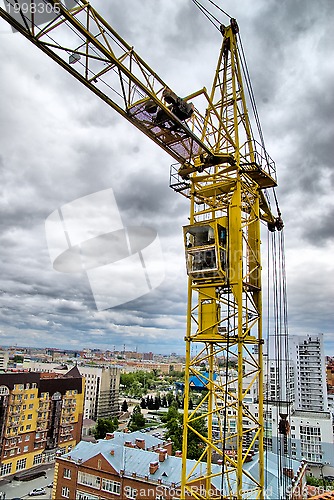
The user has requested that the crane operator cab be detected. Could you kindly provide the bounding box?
[183,219,227,282]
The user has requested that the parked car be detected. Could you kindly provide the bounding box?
[29,488,46,496]
[47,482,53,488]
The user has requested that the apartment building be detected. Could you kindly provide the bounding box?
[326,358,334,388]
[79,366,120,420]
[0,350,9,370]
[289,335,328,412]
[0,366,84,478]
[21,361,120,421]
[265,334,334,470]
[53,431,305,500]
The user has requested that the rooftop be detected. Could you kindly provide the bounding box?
[60,432,305,498]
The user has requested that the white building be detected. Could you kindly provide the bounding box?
[0,350,9,370]
[79,365,120,420]
[266,334,334,469]
[289,334,328,412]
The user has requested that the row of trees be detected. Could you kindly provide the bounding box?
[121,393,195,413]
[141,394,195,410]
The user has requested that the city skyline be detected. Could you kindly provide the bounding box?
[0,0,334,356]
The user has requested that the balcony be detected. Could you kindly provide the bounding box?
[60,422,73,428]
[9,407,21,415]
[36,426,47,432]
[8,421,20,428]
[4,442,19,450]
[37,414,49,421]
[38,404,50,412]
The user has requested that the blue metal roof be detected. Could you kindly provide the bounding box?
[189,371,218,389]
[62,433,303,497]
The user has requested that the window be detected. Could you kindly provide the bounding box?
[124,486,137,499]
[33,454,43,465]
[29,404,34,409]
[27,414,33,420]
[23,446,29,453]
[76,492,99,500]
[25,435,30,441]
[26,425,31,430]
[1,463,12,476]
[62,486,70,498]
[16,458,27,471]
[30,394,35,399]
[101,479,120,495]
[63,468,71,479]
[77,472,101,489]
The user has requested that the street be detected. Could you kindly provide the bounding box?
[0,467,54,500]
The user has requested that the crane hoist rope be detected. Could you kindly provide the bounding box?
[0,1,287,498]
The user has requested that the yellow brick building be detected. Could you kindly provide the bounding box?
[0,366,84,478]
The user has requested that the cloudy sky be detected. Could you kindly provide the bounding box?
[0,0,333,355]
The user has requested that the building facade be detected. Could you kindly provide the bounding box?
[53,431,305,500]
[79,366,120,421]
[265,334,334,469]
[53,431,223,500]
[21,361,120,421]
[289,334,328,412]
[0,367,84,478]
[0,350,9,370]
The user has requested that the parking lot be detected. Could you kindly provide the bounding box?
[0,467,54,500]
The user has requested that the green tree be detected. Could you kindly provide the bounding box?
[306,476,322,486]
[166,392,175,407]
[128,405,146,432]
[140,397,146,409]
[13,355,24,363]
[93,417,118,439]
[164,403,207,460]
[164,403,183,451]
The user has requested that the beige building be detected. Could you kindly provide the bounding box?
[0,367,84,478]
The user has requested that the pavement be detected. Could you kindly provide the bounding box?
[0,466,54,500]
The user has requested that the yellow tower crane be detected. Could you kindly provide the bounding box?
[0,1,283,498]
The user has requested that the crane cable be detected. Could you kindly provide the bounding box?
[268,227,292,497]
[190,0,230,31]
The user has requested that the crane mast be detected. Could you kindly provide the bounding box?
[174,20,280,499]
[0,2,283,498]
